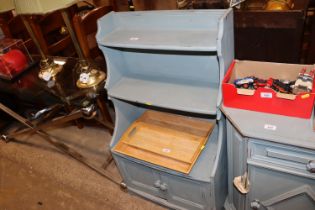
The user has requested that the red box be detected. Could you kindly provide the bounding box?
[0,38,33,80]
[222,60,315,118]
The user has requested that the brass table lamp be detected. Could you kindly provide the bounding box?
[13,0,79,81]
[12,0,105,87]
[14,0,105,87]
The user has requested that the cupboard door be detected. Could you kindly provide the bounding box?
[117,157,165,199]
[161,173,209,210]
[227,120,248,210]
[247,165,315,210]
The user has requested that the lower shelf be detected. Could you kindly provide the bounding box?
[113,110,215,174]
[113,122,219,182]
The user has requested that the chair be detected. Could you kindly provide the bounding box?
[91,0,117,11]
[26,6,78,57]
[72,5,113,60]
[0,9,77,57]
[132,0,177,10]
[0,12,38,54]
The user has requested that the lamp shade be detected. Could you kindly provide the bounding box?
[14,0,78,14]
[0,0,15,13]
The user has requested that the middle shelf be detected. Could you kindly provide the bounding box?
[109,76,219,115]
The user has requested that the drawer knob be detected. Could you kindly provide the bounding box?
[250,199,261,210]
[306,160,315,173]
[154,180,161,188]
[160,183,168,191]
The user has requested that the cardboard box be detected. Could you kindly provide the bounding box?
[222,60,315,118]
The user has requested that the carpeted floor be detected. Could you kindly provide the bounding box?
[0,122,166,210]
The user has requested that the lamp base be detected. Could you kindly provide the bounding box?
[76,68,106,89]
[38,58,62,81]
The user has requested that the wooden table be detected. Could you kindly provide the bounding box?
[0,57,119,184]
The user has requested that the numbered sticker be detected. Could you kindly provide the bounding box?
[260,92,273,98]
[129,37,139,41]
[42,71,52,81]
[79,73,90,84]
[162,148,171,153]
[264,124,277,131]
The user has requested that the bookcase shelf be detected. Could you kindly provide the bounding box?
[109,76,219,115]
[100,29,218,51]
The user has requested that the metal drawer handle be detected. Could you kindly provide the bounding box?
[154,180,161,188]
[250,199,261,210]
[306,160,315,173]
[154,180,168,191]
[160,183,168,191]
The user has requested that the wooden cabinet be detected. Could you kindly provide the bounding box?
[234,0,309,63]
[223,107,315,210]
[109,99,227,210]
[97,9,234,209]
[117,155,211,210]
[306,1,315,64]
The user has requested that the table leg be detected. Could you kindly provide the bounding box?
[96,97,114,134]
[2,110,84,141]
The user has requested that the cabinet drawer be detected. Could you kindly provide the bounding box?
[248,139,315,176]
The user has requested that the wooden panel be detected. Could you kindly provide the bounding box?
[113,0,130,11]
[306,8,315,63]
[114,110,215,174]
[234,0,309,63]
[132,0,177,10]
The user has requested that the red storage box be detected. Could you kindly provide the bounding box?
[222,60,315,118]
[0,38,33,80]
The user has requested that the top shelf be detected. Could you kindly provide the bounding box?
[97,9,230,52]
[101,29,218,51]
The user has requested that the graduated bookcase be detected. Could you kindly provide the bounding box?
[97,9,234,210]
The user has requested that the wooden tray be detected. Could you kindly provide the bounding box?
[113,110,215,174]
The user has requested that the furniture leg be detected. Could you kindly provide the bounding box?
[96,96,114,133]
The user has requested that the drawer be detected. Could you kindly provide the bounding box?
[248,139,315,177]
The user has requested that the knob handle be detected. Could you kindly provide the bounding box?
[250,199,261,210]
[233,174,250,194]
[306,160,315,173]
[160,183,168,191]
[154,180,161,188]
